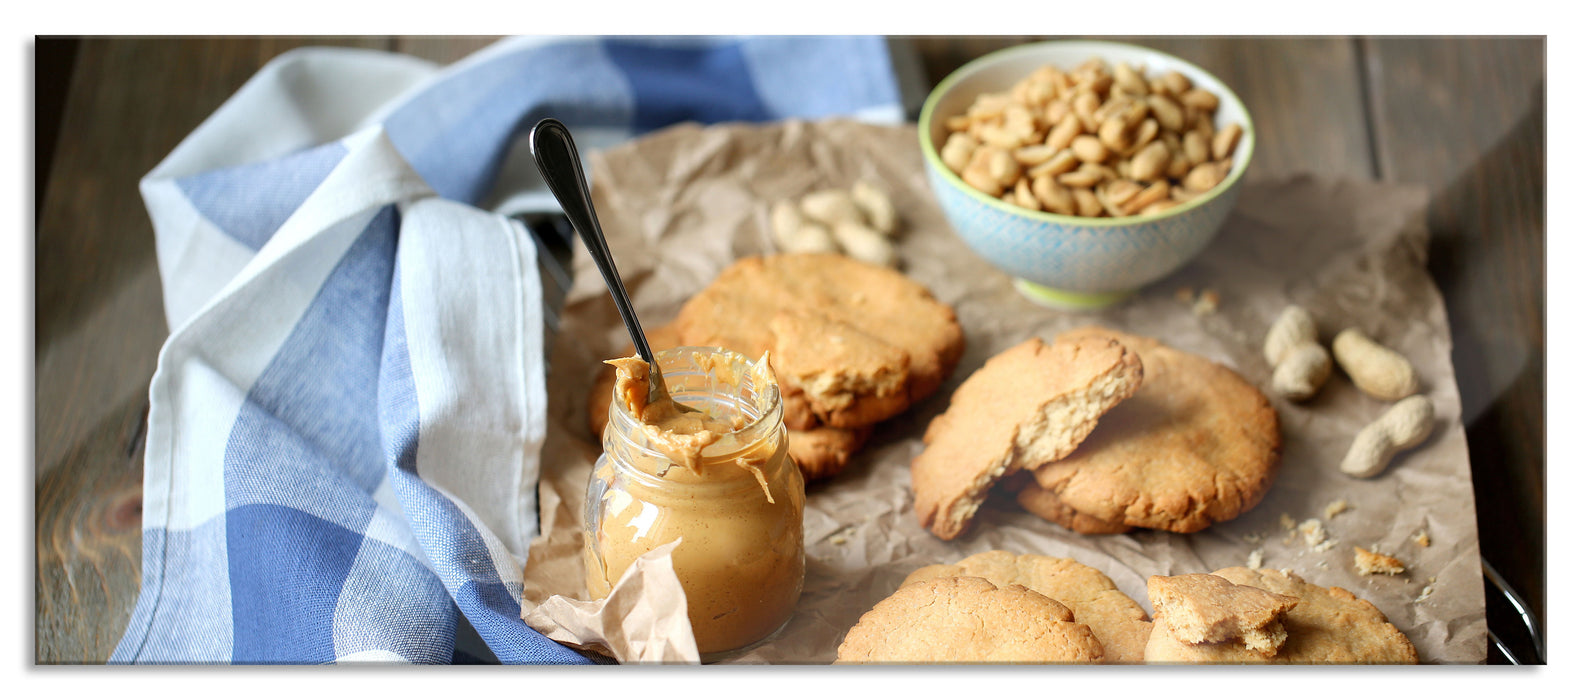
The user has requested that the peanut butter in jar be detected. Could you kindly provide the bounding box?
[583,347,805,659]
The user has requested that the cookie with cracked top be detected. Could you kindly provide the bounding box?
[1144,567,1417,664]
[911,334,1143,540]
[835,576,1105,664]
[1019,326,1280,534]
[672,253,964,431]
[902,550,1152,663]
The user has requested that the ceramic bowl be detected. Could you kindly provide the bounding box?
[918,40,1254,309]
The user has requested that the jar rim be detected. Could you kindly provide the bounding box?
[604,345,786,479]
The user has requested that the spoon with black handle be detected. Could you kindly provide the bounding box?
[528,117,693,412]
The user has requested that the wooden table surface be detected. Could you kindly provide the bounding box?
[34,36,1545,664]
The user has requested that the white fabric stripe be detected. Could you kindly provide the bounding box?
[128,520,234,662]
[141,179,258,330]
[482,125,635,217]
[364,470,430,565]
[335,649,413,664]
[148,49,438,180]
[507,214,546,559]
[150,130,427,532]
[398,197,543,563]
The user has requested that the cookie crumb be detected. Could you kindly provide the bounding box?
[827,526,853,546]
[1175,286,1196,304]
[1353,546,1406,576]
[1192,289,1221,316]
[1414,583,1435,603]
[1247,549,1264,569]
[1242,532,1263,545]
[1297,518,1335,552]
[1279,513,1296,530]
[1323,499,1350,519]
[1412,529,1431,547]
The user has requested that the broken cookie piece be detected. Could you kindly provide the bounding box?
[1353,547,1406,576]
[910,335,1143,540]
[1145,567,1418,664]
[1019,327,1281,534]
[1147,573,1298,657]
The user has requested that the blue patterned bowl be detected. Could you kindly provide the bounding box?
[919,41,1254,309]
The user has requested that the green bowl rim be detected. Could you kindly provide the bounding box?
[916,39,1256,229]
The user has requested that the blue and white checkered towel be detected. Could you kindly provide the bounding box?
[111,35,904,665]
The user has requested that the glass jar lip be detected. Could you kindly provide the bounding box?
[602,345,788,483]
[597,439,793,496]
[607,345,783,441]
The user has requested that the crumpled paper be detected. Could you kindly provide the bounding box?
[524,540,698,663]
[520,119,1487,664]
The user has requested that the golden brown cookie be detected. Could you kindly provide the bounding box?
[1020,327,1281,534]
[835,576,1106,664]
[1014,486,1132,535]
[786,425,873,481]
[1146,573,1298,656]
[673,253,964,431]
[902,551,1153,663]
[910,335,1143,540]
[586,323,872,481]
[1143,567,1418,664]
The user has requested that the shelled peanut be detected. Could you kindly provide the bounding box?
[769,181,901,267]
[939,57,1244,218]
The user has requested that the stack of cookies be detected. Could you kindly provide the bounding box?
[910,325,1281,539]
[588,252,964,481]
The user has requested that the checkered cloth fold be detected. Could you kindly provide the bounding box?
[112,36,903,664]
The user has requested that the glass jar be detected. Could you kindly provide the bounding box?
[583,346,805,658]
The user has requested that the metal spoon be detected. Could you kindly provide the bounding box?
[528,117,693,412]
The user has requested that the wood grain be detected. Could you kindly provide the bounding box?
[391,36,502,65]
[1362,36,1546,650]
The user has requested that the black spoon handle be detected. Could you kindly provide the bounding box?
[528,118,655,367]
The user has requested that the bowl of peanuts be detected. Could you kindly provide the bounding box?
[919,40,1253,309]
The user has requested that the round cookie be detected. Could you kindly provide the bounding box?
[586,323,872,481]
[836,576,1106,664]
[1020,327,1281,534]
[901,551,1153,663]
[1015,485,1132,535]
[672,253,964,431]
[911,335,1143,540]
[1143,567,1418,664]
[786,425,873,481]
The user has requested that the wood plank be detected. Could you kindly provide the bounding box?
[1362,36,1546,654]
[391,36,503,66]
[907,36,1375,180]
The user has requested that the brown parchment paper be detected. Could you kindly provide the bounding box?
[520,119,1488,665]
